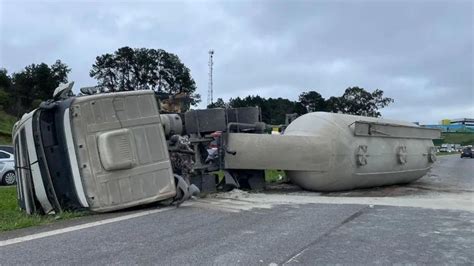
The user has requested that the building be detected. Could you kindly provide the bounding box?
[449,118,474,126]
[421,118,474,133]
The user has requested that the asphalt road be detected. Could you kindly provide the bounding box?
[1,155,473,265]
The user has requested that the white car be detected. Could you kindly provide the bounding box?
[0,150,16,185]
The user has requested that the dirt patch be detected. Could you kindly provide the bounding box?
[207,189,251,200]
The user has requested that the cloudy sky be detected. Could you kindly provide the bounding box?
[1,0,472,123]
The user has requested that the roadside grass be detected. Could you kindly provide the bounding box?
[265,170,286,183]
[0,133,11,145]
[0,110,16,135]
[0,110,15,145]
[434,132,474,146]
[0,186,87,232]
[213,170,287,184]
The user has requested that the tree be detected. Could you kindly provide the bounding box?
[299,91,326,112]
[4,60,70,116]
[207,98,227,109]
[206,86,392,124]
[265,98,306,124]
[325,96,341,114]
[327,87,393,117]
[228,95,306,124]
[0,69,12,110]
[0,68,12,90]
[90,47,200,108]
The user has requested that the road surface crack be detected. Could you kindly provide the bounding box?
[282,205,370,265]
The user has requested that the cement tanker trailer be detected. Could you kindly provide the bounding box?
[224,112,440,191]
[12,82,440,215]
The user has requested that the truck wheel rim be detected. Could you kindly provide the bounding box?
[4,172,15,185]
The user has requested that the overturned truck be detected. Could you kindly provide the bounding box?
[13,83,440,214]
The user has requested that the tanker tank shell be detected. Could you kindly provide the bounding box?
[283,112,439,192]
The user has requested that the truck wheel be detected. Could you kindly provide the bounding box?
[2,171,16,185]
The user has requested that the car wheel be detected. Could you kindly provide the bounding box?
[2,171,16,185]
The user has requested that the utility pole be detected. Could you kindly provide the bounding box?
[207,49,214,106]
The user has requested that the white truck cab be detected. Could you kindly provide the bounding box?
[13,84,178,214]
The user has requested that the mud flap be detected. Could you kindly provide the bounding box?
[190,173,217,193]
[227,170,265,191]
[221,170,240,191]
[173,174,200,207]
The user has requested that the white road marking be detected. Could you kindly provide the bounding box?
[0,206,175,247]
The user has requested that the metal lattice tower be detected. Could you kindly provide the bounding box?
[207,50,214,106]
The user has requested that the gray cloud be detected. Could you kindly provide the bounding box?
[0,0,472,124]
